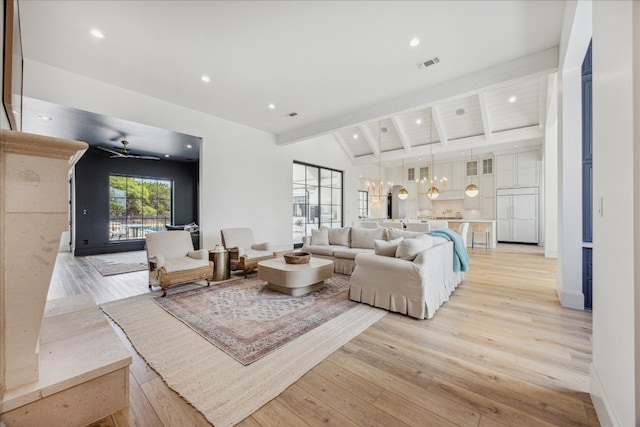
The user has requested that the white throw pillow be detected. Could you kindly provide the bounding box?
[386,227,424,240]
[327,227,351,246]
[310,228,329,245]
[395,234,434,260]
[374,238,403,257]
[351,227,386,249]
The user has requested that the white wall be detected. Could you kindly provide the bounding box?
[556,0,591,310]
[544,73,558,258]
[590,2,639,426]
[22,60,365,249]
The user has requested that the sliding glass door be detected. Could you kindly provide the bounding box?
[292,162,343,246]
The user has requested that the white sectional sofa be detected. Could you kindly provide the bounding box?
[302,226,464,320]
[350,236,462,320]
[301,226,423,274]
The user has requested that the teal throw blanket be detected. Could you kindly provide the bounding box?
[427,228,470,272]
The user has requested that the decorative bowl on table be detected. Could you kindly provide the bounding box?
[283,251,311,264]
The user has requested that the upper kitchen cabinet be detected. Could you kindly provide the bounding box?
[495,150,539,188]
[433,160,465,200]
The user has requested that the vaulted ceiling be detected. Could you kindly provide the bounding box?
[17,1,564,164]
[336,73,549,166]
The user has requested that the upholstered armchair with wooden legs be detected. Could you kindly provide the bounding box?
[220,227,277,277]
[146,230,213,296]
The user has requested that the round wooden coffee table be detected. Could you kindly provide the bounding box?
[257,257,334,296]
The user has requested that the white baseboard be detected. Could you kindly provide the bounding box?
[544,249,558,258]
[557,288,584,310]
[590,364,619,426]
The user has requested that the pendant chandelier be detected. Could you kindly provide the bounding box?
[464,148,480,198]
[369,121,392,205]
[426,146,440,200]
[417,110,440,199]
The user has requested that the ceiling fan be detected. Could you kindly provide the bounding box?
[97,140,160,160]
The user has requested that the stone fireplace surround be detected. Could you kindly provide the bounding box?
[0,130,131,426]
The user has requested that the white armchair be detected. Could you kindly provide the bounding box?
[146,230,213,296]
[220,227,277,277]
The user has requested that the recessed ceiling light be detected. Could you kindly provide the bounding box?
[201,75,210,83]
[268,103,276,110]
[37,115,53,121]
[164,154,170,158]
[514,144,519,147]
[416,118,422,125]
[89,29,104,39]
[456,108,465,116]
[186,144,192,149]
[509,96,517,103]
[409,37,420,47]
[353,134,358,139]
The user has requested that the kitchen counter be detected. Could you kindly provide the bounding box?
[446,219,495,224]
[410,219,496,248]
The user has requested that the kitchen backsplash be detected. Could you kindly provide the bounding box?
[417,199,482,220]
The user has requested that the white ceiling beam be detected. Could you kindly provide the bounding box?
[333,133,355,162]
[478,92,492,142]
[352,125,543,165]
[545,73,558,127]
[276,47,559,145]
[431,106,448,147]
[358,124,379,156]
[539,74,549,128]
[390,116,412,153]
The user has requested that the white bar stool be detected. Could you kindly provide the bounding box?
[471,223,490,250]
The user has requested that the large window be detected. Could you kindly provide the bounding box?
[358,190,369,218]
[109,175,172,240]
[292,162,343,246]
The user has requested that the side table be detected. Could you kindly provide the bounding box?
[209,249,230,281]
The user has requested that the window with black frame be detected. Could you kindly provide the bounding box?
[292,162,343,246]
[109,175,172,240]
[358,190,369,218]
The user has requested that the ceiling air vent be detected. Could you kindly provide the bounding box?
[288,112,298,117]
[417,57,440,70]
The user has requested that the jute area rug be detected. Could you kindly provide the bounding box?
[100,275,385,427]
[86,251,148,276]
[154,276,357,365]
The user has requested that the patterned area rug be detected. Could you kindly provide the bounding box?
[154,276,356,365]
[99,277,385,426]
[86,251,148,276]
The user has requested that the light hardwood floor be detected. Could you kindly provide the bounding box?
[48,245,599,426]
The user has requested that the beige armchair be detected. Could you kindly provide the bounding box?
[220,227,277,277]
[146,230,213,296]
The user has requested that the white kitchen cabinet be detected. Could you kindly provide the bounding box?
[481,196,495,219]
[496,150,539,188]
[432,160,464,200]
[450,161,464,192]
[496,188,538,243]
[481,167,495,219]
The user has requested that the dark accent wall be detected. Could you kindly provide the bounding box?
[74,148,199,256]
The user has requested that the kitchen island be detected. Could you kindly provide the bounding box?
[409,218,497,248]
